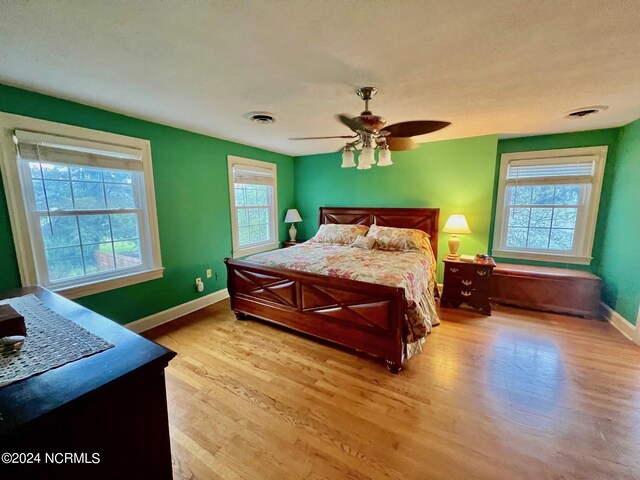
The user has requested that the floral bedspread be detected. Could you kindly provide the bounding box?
[245,242,440,359]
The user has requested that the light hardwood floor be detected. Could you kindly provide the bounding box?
[145,300,640,480]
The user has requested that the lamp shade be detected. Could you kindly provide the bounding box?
[284,208,302,223]
[377,147,392,166]
[442,214,471,234]
[357,146,375,170]
[341,149,355,168]
[363,145,376,165]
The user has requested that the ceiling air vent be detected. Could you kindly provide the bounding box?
[246,112,277,124]
[564,106,608,119]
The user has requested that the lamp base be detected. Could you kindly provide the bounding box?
[447,235,461,258]
[289,224,297,242]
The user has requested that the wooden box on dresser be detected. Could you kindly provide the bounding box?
[441,257,496,315]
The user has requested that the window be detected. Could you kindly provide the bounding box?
[492,147,607,264]
[228,156,278,257]
[0,114,163,298]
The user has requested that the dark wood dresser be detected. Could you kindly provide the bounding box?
[441,257,496,315]
[0,287,176,479]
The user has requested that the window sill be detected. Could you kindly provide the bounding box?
[233,242,279,259]
[51,267,164,299]
[491,249,592,265]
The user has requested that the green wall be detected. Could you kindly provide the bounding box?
[0,84,294,325]
[597,119,640,325]
[491,128,620,272]
[293,135,499,281]
[1,83,636,327]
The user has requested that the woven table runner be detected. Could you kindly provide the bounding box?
[0,294,114,388]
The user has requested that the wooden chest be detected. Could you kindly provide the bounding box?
[490,263,602,318]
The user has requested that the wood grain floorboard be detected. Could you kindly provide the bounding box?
[145,300,640,480]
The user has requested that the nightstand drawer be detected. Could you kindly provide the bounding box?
[473,267,492,278]
[450,289,486,301]
[445,264,467,277]
[446,276,490,292]
[445,263,492,278]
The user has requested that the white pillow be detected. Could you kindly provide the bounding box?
[350,235,376,250]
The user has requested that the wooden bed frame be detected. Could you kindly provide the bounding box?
[224,207,440,373]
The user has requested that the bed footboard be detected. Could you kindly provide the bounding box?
[225,258,406,370]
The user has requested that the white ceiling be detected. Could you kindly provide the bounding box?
[1,1,640,156]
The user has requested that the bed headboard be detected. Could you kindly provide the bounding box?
[319,207,440,258]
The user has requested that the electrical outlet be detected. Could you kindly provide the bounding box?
[206,269,212,278]
[196,277,202,283]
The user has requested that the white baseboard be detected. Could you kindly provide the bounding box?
[126,288,229,333]
[600,302,638,345]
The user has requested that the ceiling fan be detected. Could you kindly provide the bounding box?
[290,87,450,169]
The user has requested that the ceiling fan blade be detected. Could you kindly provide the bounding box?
[380,137,417,151]
[289,135,358,140]
[336,114,365,133]
[383,120,450,138]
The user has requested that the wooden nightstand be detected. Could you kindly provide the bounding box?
[282,240,304,248]
[441,257,496,315]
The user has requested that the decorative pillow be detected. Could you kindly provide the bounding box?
[366,224,430,252]
[351,235,376,250]
[309,224,369,245]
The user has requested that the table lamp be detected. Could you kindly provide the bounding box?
[442,214,471,258]
[284,209,302,241]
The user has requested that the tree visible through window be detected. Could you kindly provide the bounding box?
[505,184,580,251]
[234,183,272,247]
[29,162,143,282]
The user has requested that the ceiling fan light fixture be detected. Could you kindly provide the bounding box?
[377,146,393,166]
[356,159,372,170]
[356,151,371,170]
[360,145,376,167]
[341,147,356,168]
[292,87,450,171]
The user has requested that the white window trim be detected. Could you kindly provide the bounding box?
[492,146,607,265]
[0,112,163,298]
[227,155,279,258]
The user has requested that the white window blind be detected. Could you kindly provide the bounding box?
[15,130,144,171]
[506,155,597,185]
[232,164,275,185]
